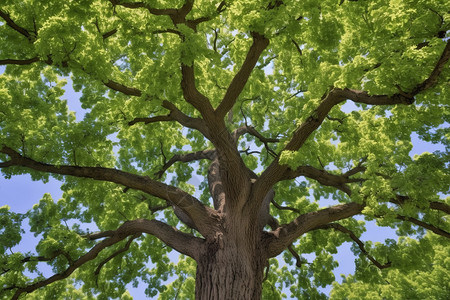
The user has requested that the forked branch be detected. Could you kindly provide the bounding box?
[255,40,450,202]
[180,64,215,119]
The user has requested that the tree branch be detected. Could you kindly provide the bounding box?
[155,149,215,179]
[0,55,143,98]
[102,28,118,39]
[0,145,218,238]
[0,57,40,65]
[94,233,141,277]
[271,199,301,214]
[128,115,174,126]
[10,232,129,299]
[215,32,270,119]
[265,202,364,258]
[287,245,308,268]
[104,80,142,96]
[255,39,450,204]
[391,195,450,215]
[291,39,302,56]
[232,125,279,157]
[313,223,391,270]
[282,165,365,196]
[9,219,204,299]
[180,64,215,118]
[109,0,178,16]
[0,9,34,41]
[1,250,73,276]
[232,125,280,144]
[394,215,450,239]
[161,100,209,135]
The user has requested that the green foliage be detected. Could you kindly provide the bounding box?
[331,234,450,300]
[0,206,24,254]
[0,0,448,298]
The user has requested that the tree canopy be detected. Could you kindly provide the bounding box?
[0,0,449,299]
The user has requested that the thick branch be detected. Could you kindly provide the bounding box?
[265,202,364,258]
[0,145,218,237]
[215,32,270,118]
[429,201,450,214]
[104,80,142,96]
[0,9,33,41]
[313,223,391,270]
[161,100,209,135]
[180,65,251,206]
[180,64,215,118]
[0,57,40,65]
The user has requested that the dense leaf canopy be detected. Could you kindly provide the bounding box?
[0,0,449,299]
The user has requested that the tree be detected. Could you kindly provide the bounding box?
[0,0,449,298]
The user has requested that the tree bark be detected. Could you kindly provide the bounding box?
[195,237,266,299]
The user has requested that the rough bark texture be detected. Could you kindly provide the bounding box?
[195,220,266,299]
[195,244,265,299]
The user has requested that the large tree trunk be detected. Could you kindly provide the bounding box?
[195,233,266,299]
